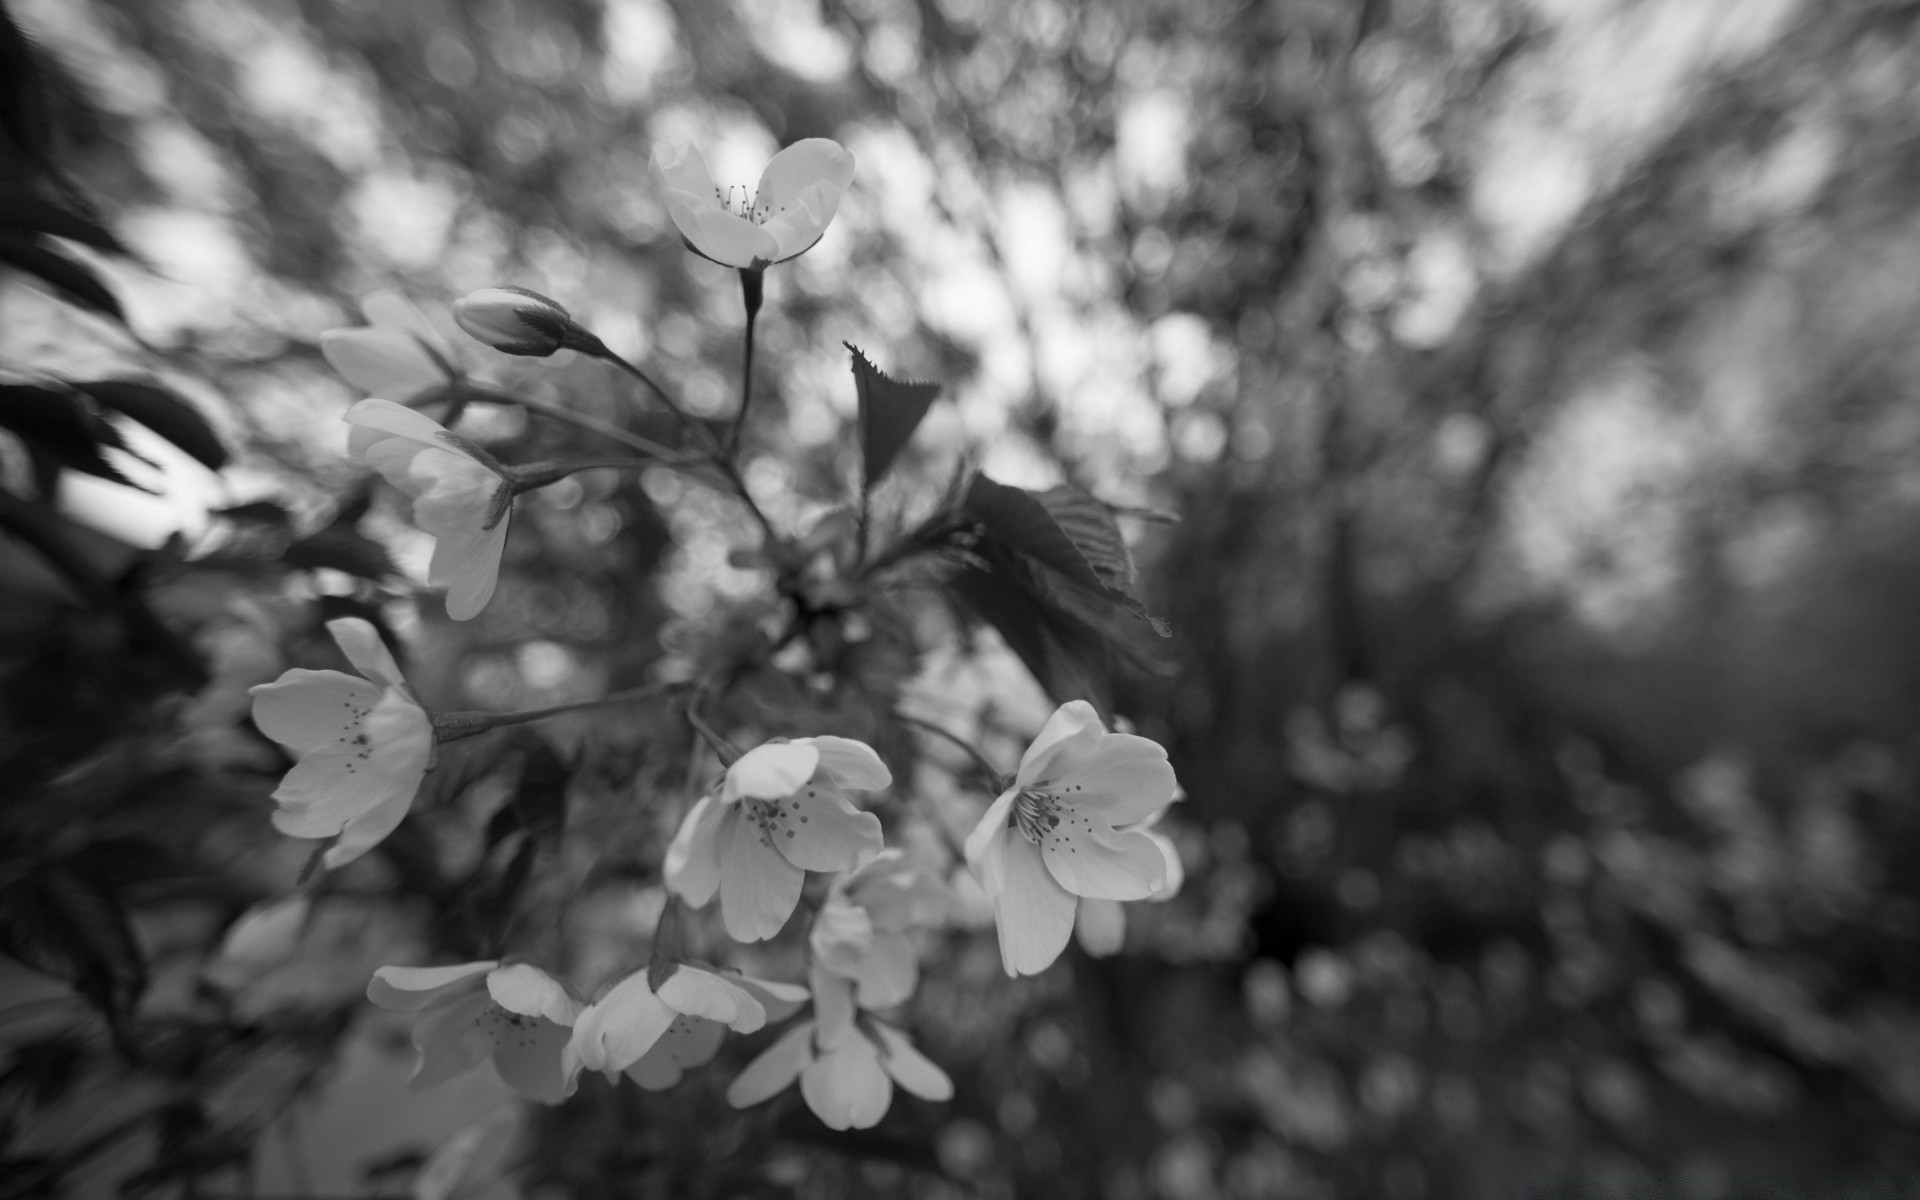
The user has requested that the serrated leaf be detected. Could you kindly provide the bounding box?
[282,527,396,582]
[1037,485,1134,593]
[0,190,130,255]
[0,234,125,323]
[0,383,150,492]
[73,380,227,470]
[847,342,939,490]
[962,474,1105,592]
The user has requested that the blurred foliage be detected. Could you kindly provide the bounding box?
[7,0,1920,1197]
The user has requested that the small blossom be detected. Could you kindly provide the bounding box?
[726,965,951,1130]
[1074,818,1183,958]
[564,962,797,1084]
[320,291,456,402]
[964,700,1179,977]
[248,618,432,869]
[345,398,512,620]
[810,849,948,1008]
[624,973,809,1091]
[367,961,583,1105]
[453,286,573,357]
[664,736,889,942]
[650,139,856,269]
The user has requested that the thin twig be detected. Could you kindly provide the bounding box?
[897,712,1008,788]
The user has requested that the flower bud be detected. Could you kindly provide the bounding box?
[454,286,573,356]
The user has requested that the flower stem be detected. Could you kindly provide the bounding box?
[685,706,740,765]
[432,682,679,742]
[730,268,763,458]
[454,383,685,463]
[897,713,1009,790]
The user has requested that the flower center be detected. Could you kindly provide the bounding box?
[1009,788,1064,846]
[716,185,768,224]
[742,789,816,848]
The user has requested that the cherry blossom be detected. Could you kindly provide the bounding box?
[623,973,809,1091]
[320,290,456,403]
[964,700,1179,977]
[247,617,432,869]
[367,961,584,1105]
[453,286,573,357]
[664,736,889,942]
[1075,820,1183,958]
[563,962,796,1083]
[650,139,856,269]
[345,398,512,620]
[726,965,951,1130]
[810,849,949,1008]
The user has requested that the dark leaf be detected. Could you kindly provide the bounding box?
[0,864,146,1025]
[947,539,1113,712]
[72,380,227,470]
[282,527,396,582]
[326,475,377,530]
[212,500,292,528]
[847,342,940,490]
[0,190,129,255]
[0,234,124,323]
[0,384,150,492]
[1036,485,1134,593]
[484,740,570,852]
[962,474,1105,592]
[0,9,55,176]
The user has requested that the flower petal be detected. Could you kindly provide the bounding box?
[432,506,510,621]
[718,812,806,942]
[794,735,890,791]
[762,181,846,262]
[568,971,674,1074]
[665,199,780,268]
[726,742,820,801]
[322,785,414,869]
[964,786,1019,878]
[810,893,875,975]
[989,830,1078,977]
[801,1035,891,1130]
[848,932,918,1010]
[249,670,383,753]
[368,961,496,1010]
[754,139,855,260]
[1015,700,1105,786]
[1146,828,1183,902]
[726,1021,814,1109]
[776,781,883,874]
[810,963,858,1049]
[1042,819,1167,901]
[409,989,496,1091]
[1074,898,1126,957]
[658,964,766,1033]
[663,793,727,906]
[325,617,405,688]
[361,290,447,349]
[626,1014,726,1090]
[872,1021,953,1101]
[488,964,582,1026]
[321,329,445,401]
[267,692,424,839]
[1033,732,1177,828]
[344,397,456,447]
[489,1015,575,1105]
[649,142,719,206]
[734,975,810,1023]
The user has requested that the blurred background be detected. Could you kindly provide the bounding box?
[7,0,1920,1196]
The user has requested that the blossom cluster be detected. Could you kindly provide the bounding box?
[241,136,1184,1134]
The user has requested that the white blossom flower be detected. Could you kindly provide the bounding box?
[726,965,951,1130]
[248,617,432,869]
[563,962,792,1083]
[650,139,856,270]
[320,291,456,402]
[345,398,512,621]
[664,736,889,942]
[623,972,809,1091]
[964,701,1179,977]
[367,961,584,1105]
[810,849,948,1008]
[453,286,572,357]
[1074,820,1183,958]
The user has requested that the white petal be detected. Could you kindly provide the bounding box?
[344,397,455,447]
[762,181,846,261]
[625,1014,725,1090]
[991,831,1078,977]
[248,670,382,753]
[809,893,875,975]
[658,965,767,1033]
[267,688,429,839]
[726,742,820,801]
[809,962,857,1049]
[794,735,890,791]
[432,507,510,621]
[321,328,445,401]
[663,793,726,906]
[409,989,495,1090]
[568,971,674,1073]
[1015,700,1105,786]
[1034,732,1177,828]
[322,785,414,869]
[665,200,780,268]
[649,141,718,205]
[872,1021,953,1101]
[776,781,883,874]
[726,1021,814,1109]
[963,787,1020,880]
[488,963,583,1026]
[849,932,919,1010]
[1074,898,1126,957]
[1146,828,1183,902]
[1042,819,1167,901]
[802,1036,891,1130]
[367,961,496,1010]
[754,139,856,209]
[361,290,447,350]
[718,811,806,942]
[733,974,810,1023]
[849,858,949,932]
[490,1015,575,1105]
[325,617,405,688]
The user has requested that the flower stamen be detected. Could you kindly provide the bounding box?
[1009,788,1065,847]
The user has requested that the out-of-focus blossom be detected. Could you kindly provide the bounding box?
[453,287,572,357]
[346,398,511,620]
[623,973,809,1091]
[650,139,856,269]
[726,965,950,1130]
[810,849,948,1008]
[367,961,583,1105]
[564,963,799,1083]
[248,618,432,869]
[664,737,889,942]
[321,291,456,402]
[205,893,311,988]
[181,601,286,771]
[1075,817,1184,957]
[965,700,1179,977]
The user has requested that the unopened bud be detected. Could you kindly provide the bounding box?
[454,286,573,356]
